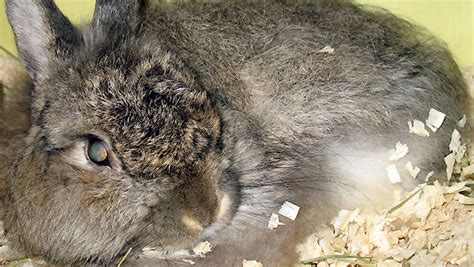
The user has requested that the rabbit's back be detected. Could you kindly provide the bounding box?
[146,1,467,134]
[144,0,468,204]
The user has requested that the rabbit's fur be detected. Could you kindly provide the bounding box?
[2,0,470,265]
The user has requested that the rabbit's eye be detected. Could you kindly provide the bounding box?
[88,139,109,166]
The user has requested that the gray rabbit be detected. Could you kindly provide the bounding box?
[2,0,470,265]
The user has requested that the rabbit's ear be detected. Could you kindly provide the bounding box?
[6,0,82,81]
[92,0,148,37]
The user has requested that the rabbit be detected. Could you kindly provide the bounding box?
[2,0,470,265]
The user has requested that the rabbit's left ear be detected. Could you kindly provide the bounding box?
[6,0,82,81]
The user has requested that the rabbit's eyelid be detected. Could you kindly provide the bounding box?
[76,133,113,147]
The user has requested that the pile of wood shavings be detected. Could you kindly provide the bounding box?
[295,71,474,266]
[297,179,473,266]
[295,66,474,266]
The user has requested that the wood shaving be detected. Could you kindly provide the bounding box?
[330,209,361,235]
[278,201,300,221]
[192,241,212,257]
[461,164,474,178]
[425,170,435,181]
[242,259,263,267]
[386,165,401,184]
[444,152,456,180]
[141,247,191,259]
[404,161,420,179]
[297,181,474,266]
[388,142,409,161]
[425,108,446,132]
[140,241,212,262]
[408,120,430,137]
[457,194,474,205]
[267,212,285,230]
[449,129,462,153]
[317,46,335,54]
[458,114,467,128]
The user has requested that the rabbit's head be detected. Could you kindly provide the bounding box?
[5,0,228,262]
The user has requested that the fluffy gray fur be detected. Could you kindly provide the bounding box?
[1,0,470,266]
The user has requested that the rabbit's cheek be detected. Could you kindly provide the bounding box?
[78,174,122,205]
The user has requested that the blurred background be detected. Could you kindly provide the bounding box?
[0,0,473,67]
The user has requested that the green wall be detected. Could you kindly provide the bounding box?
[1,0,473,66]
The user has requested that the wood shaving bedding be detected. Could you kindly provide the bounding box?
[297,180,473,266]
[295,105,474,266]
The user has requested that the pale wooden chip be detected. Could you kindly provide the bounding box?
[404,161,420,179]
[296,234,323,260]
[414,196,431,220]
[456,194,474,205]
[457,114,467,128]
[425,108,446,132]
[445,182,468,194]
[444,152,456,181]
[242,259,263,267]
[461,165,474,179]
[449,129,462,153]
[278,201,300,221]
[192,241,212,257]
[408,120,430,137]
[425,171,435,181]
[389,142,409,161]
[386,165,401,184]
[330,209,360,234]
[369,216,391,252]
[267,212,284,230]
[317,45,335,54]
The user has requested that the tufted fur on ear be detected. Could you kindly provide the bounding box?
[6,0,82,81]
[92,0,148,39]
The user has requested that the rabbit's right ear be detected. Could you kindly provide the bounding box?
[6,0,82,81]
[92,0,148,38]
